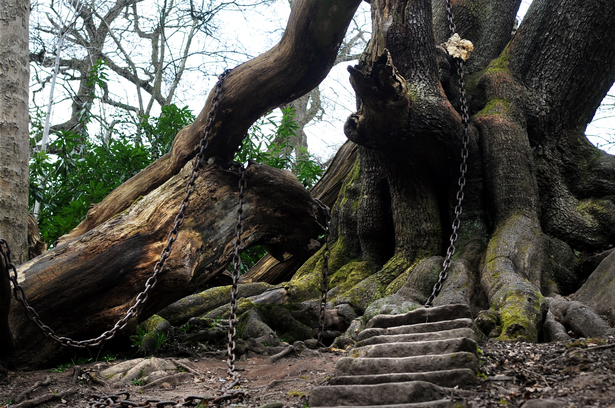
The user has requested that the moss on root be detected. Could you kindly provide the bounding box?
[332,254,412,312]
[495,289,546,342]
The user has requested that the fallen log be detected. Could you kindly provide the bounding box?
[9,163,325,369]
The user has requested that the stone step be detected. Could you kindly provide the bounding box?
[311,399,468,408]
[358,318,474,341]
[348,337,477,359]
[366,305,473,330]
[309,381,455,407]
[329,368,476,388]
[357,327,475,346]
[336,352,478,377]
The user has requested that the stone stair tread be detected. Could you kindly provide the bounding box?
[336,352,478,377]
[329,368,477,388]
[349,337,477,359]
[309,381,454,407]
[357,327,475,346]
[310,399,468,408]
[358,319,474,341]
[366,305,473,330]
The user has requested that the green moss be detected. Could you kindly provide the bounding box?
[484,48,511,76]
[476,98,511,117]
[329,236,360,275]
[139,315,167,333]
[577,198,611,218]
[329,260,373,294]
[334,254,412,311]
[496,290,545,342]
[384,265,413,296]
[567,338,606,348]
[374,254,413,287]
[132,196,144,206]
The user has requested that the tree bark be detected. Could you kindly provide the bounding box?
[0,0,30,264]
[9,163,326,369]
[0,0,29,382]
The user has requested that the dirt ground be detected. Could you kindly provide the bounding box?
[2,335,615,408]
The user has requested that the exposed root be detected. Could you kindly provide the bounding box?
[12,388,75,408]
[480,215,547,342]
[15,375,51,403]
[547,296,614,338]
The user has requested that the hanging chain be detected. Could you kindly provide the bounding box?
[424,1,470,308]
[315,199,331,346]
[224,164,247,395]
[4,69,232,347]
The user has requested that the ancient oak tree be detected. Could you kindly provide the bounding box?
[7,0,615,367]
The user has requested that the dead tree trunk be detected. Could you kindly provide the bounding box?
[9,164,326,368]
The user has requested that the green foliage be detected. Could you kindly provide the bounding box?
[153,331,169,353]
[130,326,147,348]
[30,104,195,245]
[179,323,193,332]
[50,355,92,372]
[31,102,323,271]
[132,377,146,386]
[87,59,109,89]
[30,131,152,244]
[235,107,324,189]
[140,104,196,159]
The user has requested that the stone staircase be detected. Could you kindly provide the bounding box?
[310,304,478,408]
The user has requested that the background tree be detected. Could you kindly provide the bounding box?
[0,0,30,381]
[0,0,30,264]
[7,0,615,367]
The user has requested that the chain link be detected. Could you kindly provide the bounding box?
[424,0,470,308]
[314,199,332,346]
[224,163,247,395]
[3,69,232,347]
[86,392,248,407]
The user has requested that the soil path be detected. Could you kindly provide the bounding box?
[2,337,615,407]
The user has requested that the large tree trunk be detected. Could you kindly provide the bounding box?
[0,0,29,381]
[286,0,615,343]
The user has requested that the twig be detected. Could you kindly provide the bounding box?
[12,389,75,408]
[519,366,550,389]
[171,358,201,375]
[269,345,294,362]
[15,375,52,403]
[580,343,615,352]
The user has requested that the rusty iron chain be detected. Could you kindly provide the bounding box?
[3,69,232,348]
[424,0,470,308]
[87,391,248,407]
[315,199,332,346]
[225,163,247,395]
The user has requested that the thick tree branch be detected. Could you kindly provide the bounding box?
[508,0,615,129]
[62,0,363,241]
